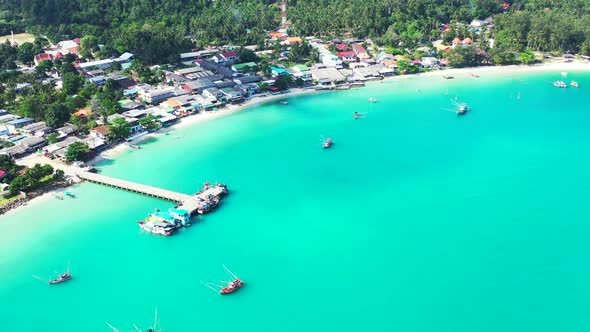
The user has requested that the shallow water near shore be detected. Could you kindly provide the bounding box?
[2,68,590,331]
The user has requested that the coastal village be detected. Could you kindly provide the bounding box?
[0,11,586,213]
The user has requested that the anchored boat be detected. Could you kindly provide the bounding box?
[322,137,333,149]
[33,261,72,285]
[443,99,469,116]
[107,307,163,332]
[570,80,580,88]
[553,80,567,88]
[201,265,245,295]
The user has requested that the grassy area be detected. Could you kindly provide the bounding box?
[0,194,22,207]
[0,32,35,44]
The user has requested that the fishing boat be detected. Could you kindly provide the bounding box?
[369,97,377,103]
[443,75,454,79]
[456,103,468,116]
[201,265,245,295]
[128,143,141,149]
[48,261,72,285]
[553,80,567,88]
[279,100,288,105]
[443,99,469,116]
[197,197,219,214]
[570,80,580,87]
[322,137,333,149]
[107,308,163,332]
[138,219,175,236]
[64,191,75,198]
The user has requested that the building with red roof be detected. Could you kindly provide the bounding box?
[352,44,367,55]
[213,51,240,64]
[335,44,350,51]
[34,53,54,66]
[337,51,357,62]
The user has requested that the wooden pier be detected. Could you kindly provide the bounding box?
[77,171,227,215]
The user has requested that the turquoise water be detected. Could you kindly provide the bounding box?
[2,69,590,331]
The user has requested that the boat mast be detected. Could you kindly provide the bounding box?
[223,264,239,280]
[105,322,121,332]
[152,307,158,332]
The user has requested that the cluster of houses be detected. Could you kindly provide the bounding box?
[0,109,81,159]
[2,17,500,162]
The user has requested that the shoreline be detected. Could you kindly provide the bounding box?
[5,61,590,216]
[86,87,323,163]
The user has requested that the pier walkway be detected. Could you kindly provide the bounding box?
[77,171,226,215]
[78,172,192,202]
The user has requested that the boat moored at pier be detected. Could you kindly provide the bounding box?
[138,219,175,236]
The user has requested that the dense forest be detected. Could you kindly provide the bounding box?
[1,0,590,63]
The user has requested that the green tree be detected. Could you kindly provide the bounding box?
[80,35,99,53]
[8,175,27,195]
[17,42,35,65]
[53,169,65,182]
[108,117,131,141]
[138,114,160,131]
[275,75,293,91]
[45,103,71,128]
[35,60,53,75]
[397,60,420,74]
[446,46,484,68]
[239,48,259,63]
[518,49,536,64]
[62,72,84,95]
[0,154,17,179]
[65,142,89,162]
[47,133,60,144]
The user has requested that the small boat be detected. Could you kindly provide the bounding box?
[553,80,567,88]
[561,71,568,77]
[444,99,469,116]
[471,73,479,78]
[353,111,359,119]
[369,97,377,103]
[443,75,454,79]
[107,307,163,332]
[54,194,63,200]
[128,144,140,149]
[279,100,288,105]
[138,220,175,236]
[570,80,580,87]
[322,137,333,149]
[64,191,75,198]
[48,261,72,285]
[456,104,468,116]
[197,197,219,214]
[201,265,245,295]
[221,278,245,295]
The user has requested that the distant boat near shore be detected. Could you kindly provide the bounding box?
[443,75,454,79]
[570,80,580,88]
